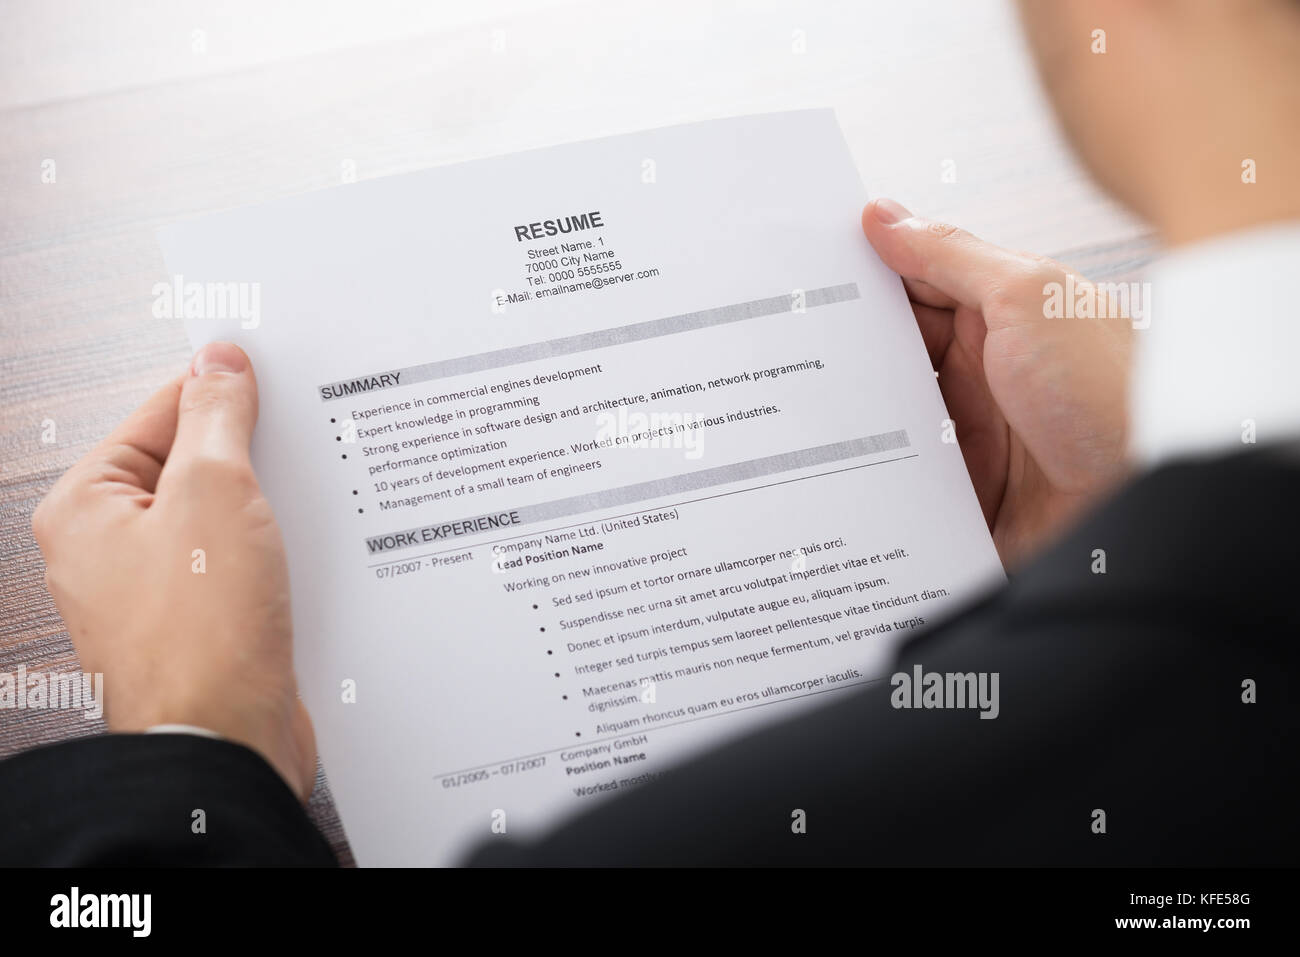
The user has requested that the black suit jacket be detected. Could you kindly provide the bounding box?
[3,447,1296,866]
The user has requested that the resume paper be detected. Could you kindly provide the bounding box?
[159,110,1003,865]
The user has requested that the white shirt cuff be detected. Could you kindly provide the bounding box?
[144,724,224,740]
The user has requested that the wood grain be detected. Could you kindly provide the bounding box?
[0,0,1153,867]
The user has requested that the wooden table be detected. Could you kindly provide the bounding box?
[0,0,1154,866]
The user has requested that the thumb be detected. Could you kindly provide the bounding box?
[167,342,259,474]
[862,198,1022,311]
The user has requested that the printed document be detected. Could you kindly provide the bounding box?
[159,110,1004,865]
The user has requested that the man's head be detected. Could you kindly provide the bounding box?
[1015,0,1300,244]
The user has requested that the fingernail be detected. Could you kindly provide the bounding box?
[871,198,912,225]
[191,342,248,376]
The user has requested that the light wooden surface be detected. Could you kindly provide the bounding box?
[0,0,1154,866]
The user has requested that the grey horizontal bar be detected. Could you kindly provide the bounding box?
[364,429,910,556]
[320,282,860,401]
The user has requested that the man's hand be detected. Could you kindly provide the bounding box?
[863,199,1132,566]
[32,342,315,801]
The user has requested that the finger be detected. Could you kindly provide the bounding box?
[98,374,186,465]
[911,301,957,369]
[901,276,959,311]
[37,373,186,532]
[83,374,186,492]
[862,199,1024,311]
[929,334,1009,530]
[163,342,259,480]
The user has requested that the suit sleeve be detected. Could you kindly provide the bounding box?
[0,733,337,866]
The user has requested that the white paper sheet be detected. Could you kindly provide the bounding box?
[159,109,1003,865]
